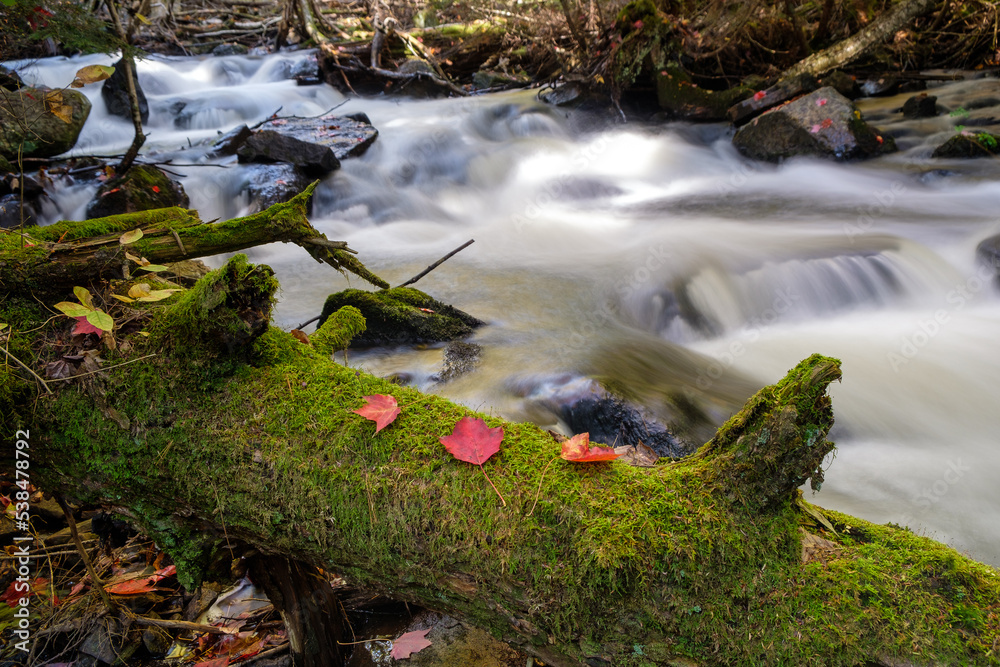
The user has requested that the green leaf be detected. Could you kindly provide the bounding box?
[137,289,185,302]
[0,0,15,7]
[119,228,143,245]
[73,286,94,309]
[85,310,114,332]
[54,301,93,318]
[0,323,7,331]
[70,64,115,88]
[137,264,169,272]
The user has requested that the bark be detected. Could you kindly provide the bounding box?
[0,183,388,292]
[3,251,998,666]
[779,0,940,80]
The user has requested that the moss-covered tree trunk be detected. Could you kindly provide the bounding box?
[3,251,999,666]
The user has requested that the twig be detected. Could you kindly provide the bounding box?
[478,463,507,507]
[0,346,53,394]
[527,456,559,517]
[249,101,348,130]
[295,315,321,330]
[56,496,115,612]
[131,616,232,635]
[46,354,157,382]
[395,239,474,288]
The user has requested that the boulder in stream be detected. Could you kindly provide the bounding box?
[101,57,149,124]
[235,115,379,176]
[317,287,484,348]
[86,164,189,219]
[732,87,896,162]
[0,87,90,160]
[931,131,1000,158]
[901,93,938,119]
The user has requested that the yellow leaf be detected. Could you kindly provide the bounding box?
[86,310,114,332]
[135,12,151,25]
[138,264,169,272]
[54,301,92,317]
[70,64,115,88]
[125,251,141,262]
[44,91,74,124]
[111,294,136,303]
[73,286,94,309]
[137,331,150,337]
[120,229,143,245]
[137,289,184,302]
[128,283,152,299]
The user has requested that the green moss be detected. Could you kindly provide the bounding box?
[317,287,483,347]
[86,165,189,218]
[312,305,366,356]
[18,258,1000,667]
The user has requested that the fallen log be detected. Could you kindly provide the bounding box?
[0,182,388,291]
[3,250,998,666]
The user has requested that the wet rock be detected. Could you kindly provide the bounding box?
[0,195,37,229]
[511,375,693,458]
[732,87,896,162]
[860,75,900,97]
[975,234,1000,277]
[242,163,311,212]
[0,87,90,160]
[212,43,248,56]
[236,116,378,175]
[317,287,484,348]
[818,70,858,99]
[931,132,1000,158]
[656,65,752,121]
[965,96,1000,110]
[86,164,189,218]
[435,341,483,382]
[101,57,149,124]
[901,93,938,119]
[471,69,530,91]
[237,130,340,176]
[727,73,818,126]
[207,124,252,157]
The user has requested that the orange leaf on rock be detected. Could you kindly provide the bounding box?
[391,629,432,660]
[353,394,400,433]
[105,564,176,595]
[440,416,502,465]
[560,432,622,463]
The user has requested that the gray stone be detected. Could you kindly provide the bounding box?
[237,130,340,175]
[101,58,149,124]
[0,87,91,160]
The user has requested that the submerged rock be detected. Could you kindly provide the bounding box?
[317,287,484,348]
[901,93,938,119]
[435,341,483,383]
[732,87,896,162]
[86,164,189,219]
[101,57,149,124]
[0,87,90,160]
[975,234,1000,278]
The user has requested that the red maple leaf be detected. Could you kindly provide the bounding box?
[560,433,622,463]
[151,185,160,193]
[193,658,229,667]
[391,629,432,660]
[105,564,176,595]
[73,316,103,336]
[753,90,766,102]
[440,416,502,465]
[353,394,400,433]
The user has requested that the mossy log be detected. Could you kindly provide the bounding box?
[4,256,1000,667]
[0,182,387,292]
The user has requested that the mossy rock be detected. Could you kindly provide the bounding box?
[86,165,189,219]
[317,287,484,348]
[931,132,1000,158]
[0,87,90,160]
[656,65,751,121]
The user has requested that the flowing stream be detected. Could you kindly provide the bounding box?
[11,52,1000,566]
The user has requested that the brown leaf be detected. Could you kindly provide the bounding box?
[560,432,622,463]
[290,329,311,345]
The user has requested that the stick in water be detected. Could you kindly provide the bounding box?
[395,239,475,288]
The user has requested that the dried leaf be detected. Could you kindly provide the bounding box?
[391,629,432,660]
[290,329,311,345]
[119,228,143,245]
[44,91,74,124]
[111,294,135,303]
[136,289,184,302]
[105,564,177,595]
[44,359,73,380]
[137,264,169,272]
[70,64,115,88]
[125,251,143,263]
[53,301,92,318]
[79,350,103,374]
[128,283,152,299]
[353,394,400,433]
[560,433,622,463]
[440,416,502,465]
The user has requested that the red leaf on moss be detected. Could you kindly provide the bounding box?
[151,185,160,193]
[353,394,400,433]
[72,316,102,336]
[391,629,432,660]
[440,416,502,465]
[560,432,622,463]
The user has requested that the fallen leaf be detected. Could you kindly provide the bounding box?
[137,289,184,302]
[193,657,229,667]
[391,629,432,660]
[810,124,821,133]
[85,310,114,332]
[111,294,135,303]
[44,359,73,379]
[151,185,160,193]
[441,416,502,465]
[816,98,828,106]
[120,228,143,244]
[137,264,169,272]
[105,564,176,595]
[560,432,622,463]
[70,64,115,88]
[290,329,310,345]
[753,90,766,101]
[72,316,103,336]
[54,301,92,318]
[73,286,94,309]
[353,394,400,433]
[44,91,74,124]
